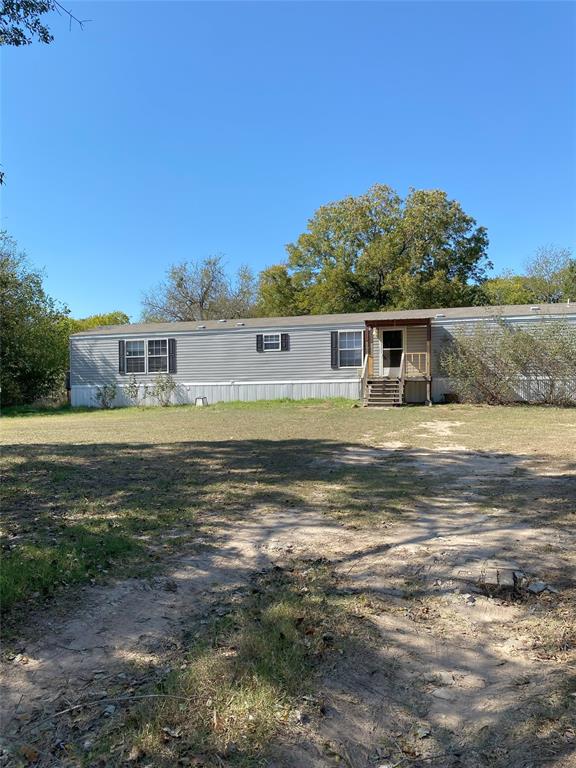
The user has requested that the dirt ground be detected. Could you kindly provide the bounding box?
[1,403,575,767]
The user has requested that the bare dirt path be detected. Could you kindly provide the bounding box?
[2,420,575,768]
[0,509,380,764]
[271,427,576,768]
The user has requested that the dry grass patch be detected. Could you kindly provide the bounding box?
[93,560,365,767]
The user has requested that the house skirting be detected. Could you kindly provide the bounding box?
[70,379,362,408]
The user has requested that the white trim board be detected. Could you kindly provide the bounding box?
[431,314,574,325]
[71,323,366,341]
[71,311,576,341]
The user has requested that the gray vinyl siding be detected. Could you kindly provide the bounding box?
[70,323,365,386]
[407,326,427,353]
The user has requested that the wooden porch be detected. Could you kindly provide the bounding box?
[361,318,432,406]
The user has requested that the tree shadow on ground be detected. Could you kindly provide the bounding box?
[1,438,575,767]
[3,437,574,531]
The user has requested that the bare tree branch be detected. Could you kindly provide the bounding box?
[52,0,91,32]
[141,256,258,323]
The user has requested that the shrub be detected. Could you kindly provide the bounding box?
[125,375,147,406]
[441,318,576,406]
[150,374,176,406]
[94,383,117,409]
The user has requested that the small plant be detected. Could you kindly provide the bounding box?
[150,374,176,407]
[125,375,147,406]
[94,383,117,409]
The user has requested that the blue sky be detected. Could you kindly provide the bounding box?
[2,1,575,319]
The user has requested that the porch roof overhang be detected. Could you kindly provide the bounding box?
[365,317,432,328]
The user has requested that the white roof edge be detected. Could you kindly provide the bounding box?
[71,303,576,339]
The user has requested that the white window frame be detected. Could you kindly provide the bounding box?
[147,338,169,374]
[263,333,281,352]
[124,338,169,375]
[337,330,364,368]
[381,327,405,377]
[125,339,146,375]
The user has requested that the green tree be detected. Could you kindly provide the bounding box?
[483,246,575,306]
[562,260,576,301]
[525,245,574,303]
[390,189,491,309]
[256,264,300,316]
[258,184,491,315]
[68,311,130,334]
[0,231,69,405]
[481,272,534,305]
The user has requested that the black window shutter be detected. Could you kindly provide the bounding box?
[256,334,264,352]
[119,340,126,374]
[330,331,339,368]
[168,338,177,373]
[281,333,290,351]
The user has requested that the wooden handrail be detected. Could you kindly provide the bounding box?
[405,352,428,375]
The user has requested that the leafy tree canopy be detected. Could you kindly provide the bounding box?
[256,264,299,317]
[67,311,130,334]
[257,184,491,316]
[0,232,130,405]
[1,0,53,45]
[0,231,69,405]
[483,246,575,306]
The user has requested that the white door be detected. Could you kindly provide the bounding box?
[382,329,404,377]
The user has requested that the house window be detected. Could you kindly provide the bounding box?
[126,340,145,373]
[338,331,363,367]
[263,333,281,351]
[148,339,168,372]
[124,339,169,373]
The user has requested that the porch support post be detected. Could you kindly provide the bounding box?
[364,326,373,377]
[426,320,432,405]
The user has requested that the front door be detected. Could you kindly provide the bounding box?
[382,329,404,377]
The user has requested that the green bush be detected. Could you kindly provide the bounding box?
[95,383,117,409]
[441,318,576,406]
[150,374,176,406]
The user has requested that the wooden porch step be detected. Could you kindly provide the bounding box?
[366,394,402,401]
[368,394,400,400]
[365,395,402,404]
[368,381,400,387]
[364,376,403,406]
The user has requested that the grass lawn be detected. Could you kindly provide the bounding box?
[1,400,575,768]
